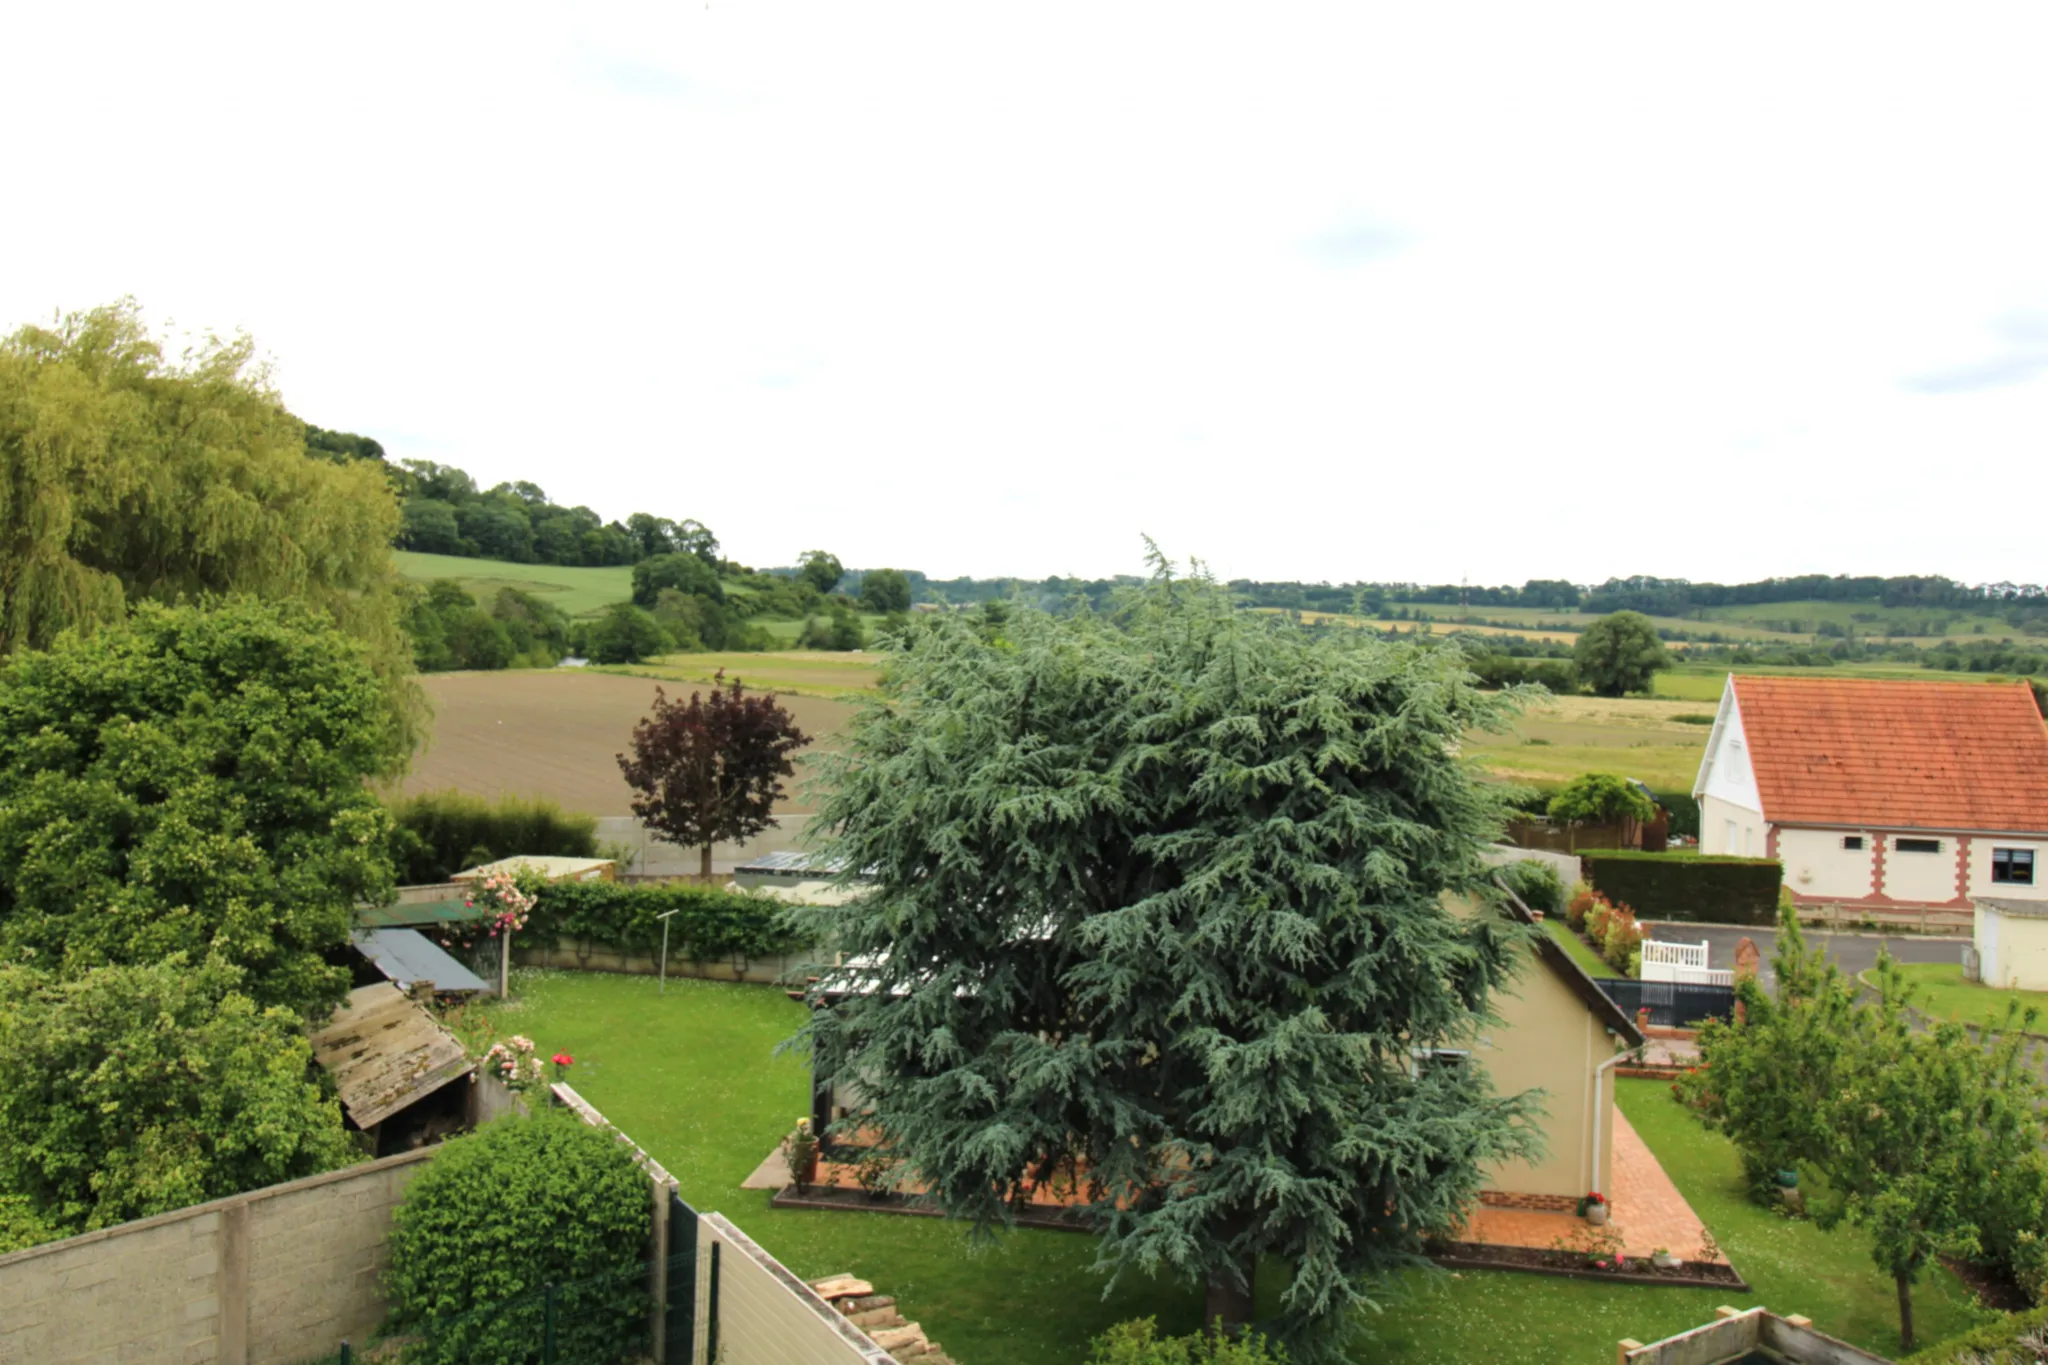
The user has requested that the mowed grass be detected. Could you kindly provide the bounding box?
[1543,917,1614,978]
[600,650,885,699]
[1885,963,2048,1031]
[393,550,634,617]
[472,973,1990,1364]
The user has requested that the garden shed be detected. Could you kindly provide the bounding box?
[310,983,477,1154]
[1973,896,2048,990]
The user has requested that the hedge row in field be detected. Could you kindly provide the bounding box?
[1581,850,1782,925]
[524,880,808,964]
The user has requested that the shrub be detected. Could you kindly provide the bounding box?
[1497,859,1565,915]
[1582,851,1782,926]
[1903,1303,2048,1364]
[524,879,808,964]
[1546,772,1656,824]
[1089,1318,1292,1364]
[387,790,600,885]
[385,1115,650,1365]
[1565,881,1596,930]
[1599,901,1645,975]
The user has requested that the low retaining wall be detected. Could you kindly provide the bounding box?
[518,938,808,985]
[0,1149,435,1365]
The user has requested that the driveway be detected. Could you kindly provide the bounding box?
[1644,922,1967,987]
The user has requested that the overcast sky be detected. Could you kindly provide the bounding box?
[7,4,2045,586]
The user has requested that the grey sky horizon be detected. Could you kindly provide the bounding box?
[6,4,2045,588]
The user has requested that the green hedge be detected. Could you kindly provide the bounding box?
[1904,1303,2048,1364]
[388,789,599,884]
[1581,850,1782,925]
[524,879,807,963]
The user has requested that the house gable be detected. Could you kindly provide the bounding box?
[1694,677,1765,818]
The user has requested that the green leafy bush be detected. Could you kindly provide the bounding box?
[525,880,807,963]
[1496,859,1565,915]
[387,790,601,884]
[1905,1303,2048,1363]
[385,1115,650,1365]
[1582,851,1782,925]
[1546,772,1656,824]
[1089,1319,1291,1364]
[0,959,355,1237]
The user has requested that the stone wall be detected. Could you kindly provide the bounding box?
[0,1149,434,1365]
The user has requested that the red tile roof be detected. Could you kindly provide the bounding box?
[1731,676,2048,832]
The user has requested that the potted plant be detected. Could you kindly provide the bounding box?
[785,1118,819,1193]
[1651,1247,1682,1270]
[1578,1190,1610,1225]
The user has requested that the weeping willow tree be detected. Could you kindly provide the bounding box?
[788,562,1544,1359]
[0,300,417,764]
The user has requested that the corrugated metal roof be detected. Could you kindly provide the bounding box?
[356,898,487,929]
[352,928,490,994]
[309,984,474,1130]
[455,856,616,882]
[1733,676,2048,831]
[735,849,847,875]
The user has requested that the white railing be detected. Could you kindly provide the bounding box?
[1641,939,1735,986]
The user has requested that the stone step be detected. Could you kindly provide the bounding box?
[849,1306,907,1330]
[837,1293,895,1315]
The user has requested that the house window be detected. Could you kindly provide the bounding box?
[1842,836,1864,851]
[1412,1048,1469,1078]
[1993,849,2037,886]
[1895,837,1942,855]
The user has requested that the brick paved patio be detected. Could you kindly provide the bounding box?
[1458,1108,1708,1259]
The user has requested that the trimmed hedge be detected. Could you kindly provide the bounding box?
[1581,850,1782,925]
[1903,1303,2048,1363]
[524,879,807,963]
[388,789,599,884]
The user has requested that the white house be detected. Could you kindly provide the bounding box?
[1692,675,2048,912]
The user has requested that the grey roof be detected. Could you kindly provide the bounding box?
[735,849,849,876]
[1975,897,2048,920]
[351,928,490,994]
[310,984,474,1130]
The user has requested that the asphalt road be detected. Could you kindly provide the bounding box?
[1646,922,1967,986]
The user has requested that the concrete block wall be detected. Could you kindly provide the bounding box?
[695,1214,893,1365]
[518,938,807,985]
[0,1149,435,1365]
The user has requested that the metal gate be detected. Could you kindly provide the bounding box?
[1597,976,1737,1027]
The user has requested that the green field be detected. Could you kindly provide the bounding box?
[599,650,884,699]
[1463,694,1714,792]
[1386,603,1795,643]
[393,550,634,617]
[469,972,1988,1364]
[1696,599,2025,639]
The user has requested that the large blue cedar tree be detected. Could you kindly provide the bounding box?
[790,565,1544,1357]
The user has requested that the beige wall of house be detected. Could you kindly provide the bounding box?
[1699,794,1767,860]
[1884,834,1959,903]
[1971,837,2048,902]
[1476,940,1619,1201]
[1777,827,1875,901]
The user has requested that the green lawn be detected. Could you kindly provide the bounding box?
[1543,918,1613,979]
[392,550,635,617]
[1883,963,2048,1031]
[469,972,1992,1364]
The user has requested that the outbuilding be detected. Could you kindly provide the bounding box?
[1693,675,2048,916]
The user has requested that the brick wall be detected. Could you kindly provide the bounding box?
[0,1149,434,1365]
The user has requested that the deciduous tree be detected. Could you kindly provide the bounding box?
[1572,610,1669,696]
[618,677,810,878]
[0,598,400,1017]
[0,958,355,1238]
[1545,772,1656,824]
[858,567,912,614]
[789,564,1541,1357]
[0,300,418,746]
[799,550,845,595]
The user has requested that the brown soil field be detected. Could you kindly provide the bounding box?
[394,670,856,816]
